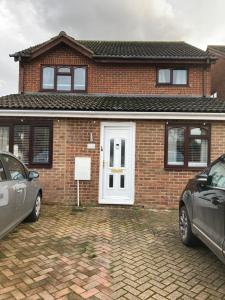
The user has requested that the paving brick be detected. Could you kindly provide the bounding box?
[0,206,225,300]
[38,291,54,300]
[54,288,71,298]
[11,290,25,300]
[70,284,85,295]
[167,290,183,299]
[139,289,155,299]
[81,288,99,299]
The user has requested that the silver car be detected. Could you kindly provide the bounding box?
[0,152,42,239]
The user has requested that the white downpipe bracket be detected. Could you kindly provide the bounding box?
[77,180,80,207]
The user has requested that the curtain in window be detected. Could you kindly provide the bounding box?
[42,67,54,89]
[57,76,71,91]
[190,127,207,136]
[58,67,70,73]
[173,70,187,84]
[33,127,50,164]
[13,125,30,164]
[188,139,208,167]
[74,68,86,90]
[158,69,170,83]
[0,127,9,152]
[168,128,184,165]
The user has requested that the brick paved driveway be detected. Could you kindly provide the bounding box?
[0,206,225,300]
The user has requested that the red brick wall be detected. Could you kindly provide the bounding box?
[37,118,100,206]
[208,49,225,99]
[21,44,211,96]
[36,119,224,209]
[135,121,223,208]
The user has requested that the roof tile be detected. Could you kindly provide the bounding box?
[0,94,224,113]
[11,32,211,60]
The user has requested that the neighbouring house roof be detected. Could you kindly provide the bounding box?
[10,31,214,62]
[0,93,224,113]
[208,45,225,56]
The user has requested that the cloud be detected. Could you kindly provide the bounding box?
[0,0,50,96]
[0,0,225,96]
[29,0,182,41]
[168,0,225,46]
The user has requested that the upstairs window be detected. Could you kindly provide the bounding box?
[42,67,55,90]
[56,67,72,91]
[74,67,86,90]
[165,124,210,169]
[158,69,171,84]
[41,66,87,92]
[157,68,188,85]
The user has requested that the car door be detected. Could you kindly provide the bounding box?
[0,157,17,238]
[192,159,225,258]
[1,154,28,223]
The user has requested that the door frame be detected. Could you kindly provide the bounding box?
[99,122,136,205]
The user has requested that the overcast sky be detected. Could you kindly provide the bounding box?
[0,0,225,96]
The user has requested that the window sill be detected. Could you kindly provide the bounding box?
[164,166,207,171]
[156,84,189,87]
[27,164,52,169]
[39,89,87,93]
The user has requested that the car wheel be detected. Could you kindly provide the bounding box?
[179,205,197,246]
[26,193,41,222]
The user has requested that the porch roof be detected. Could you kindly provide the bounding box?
[0,93,224,113]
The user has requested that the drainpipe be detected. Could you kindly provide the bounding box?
[19,58,24,94]
[202,65,206,97]
[202,58,210,97]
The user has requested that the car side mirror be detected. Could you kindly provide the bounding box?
[28,170,39,181]
[196,174,208,184]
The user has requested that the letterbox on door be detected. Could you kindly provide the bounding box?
[75,157,91,181]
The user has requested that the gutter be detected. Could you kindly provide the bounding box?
[10,54,216,63]
[1,109,225,121]
[92,55,213,60]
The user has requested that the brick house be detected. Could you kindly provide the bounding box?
[207,45,225,99]
[1,31,225,208]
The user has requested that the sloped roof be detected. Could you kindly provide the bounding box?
[0,93,224,113]
[208,45,225,56]
[10,31,213,61]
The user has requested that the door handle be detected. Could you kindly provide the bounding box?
[111,168,123,173]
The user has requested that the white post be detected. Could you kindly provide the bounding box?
[77,180,80,207]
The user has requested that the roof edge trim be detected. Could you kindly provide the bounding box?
[0,109,224,121]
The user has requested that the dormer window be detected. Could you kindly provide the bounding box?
[157,68,188,85]
[74,67,86,90]
[57,67,72,91]
[41,65,87,92]
[42,67,54,90]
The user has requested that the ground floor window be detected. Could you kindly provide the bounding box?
[165,123,210,169]
[0,120,53,168]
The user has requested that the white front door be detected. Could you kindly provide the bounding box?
[99,122,135,205]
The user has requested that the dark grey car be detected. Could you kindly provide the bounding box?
[0,152,42,239]
[179,154,225,264]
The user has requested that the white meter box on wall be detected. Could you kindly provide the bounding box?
[75,157,91,180]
